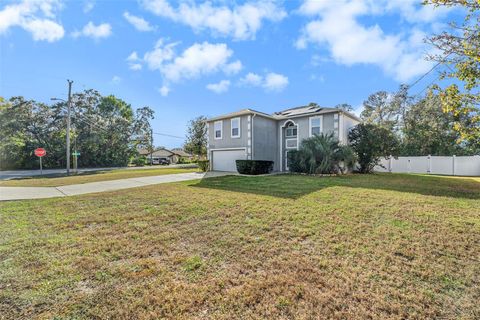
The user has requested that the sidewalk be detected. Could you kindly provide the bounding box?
[0,171,232,201]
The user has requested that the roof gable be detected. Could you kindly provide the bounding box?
[207,104,361,122]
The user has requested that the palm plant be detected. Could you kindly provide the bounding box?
[288,133,356,174]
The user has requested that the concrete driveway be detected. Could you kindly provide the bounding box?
[0,171,233,201]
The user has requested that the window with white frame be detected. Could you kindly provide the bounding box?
[286,139,297,149]
[310,116,322,136]
[231,117,240,138]
[285,122,297,137]
[214,121,223,139]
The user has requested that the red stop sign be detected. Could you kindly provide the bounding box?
[34,148,46,157]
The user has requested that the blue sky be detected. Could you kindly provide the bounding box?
[0,0,459,148]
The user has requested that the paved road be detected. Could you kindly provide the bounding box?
[0,171,231,201]
[0,164,197,180]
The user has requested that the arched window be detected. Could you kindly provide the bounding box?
[285,121,297,137]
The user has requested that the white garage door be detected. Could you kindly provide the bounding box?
[212,149,246,172]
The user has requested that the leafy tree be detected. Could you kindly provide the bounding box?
[402,91,463,156]
[184,116,207,157]
[0,90,154,169]
[348,123,400,173]
[133,106,155,151]
[287,133,357,174]
[360,91,398,131]
[0,97,65,169]
[360,85,412,134]
[334,103,354,112]
[390,84,412,133]
[424,0,480,148]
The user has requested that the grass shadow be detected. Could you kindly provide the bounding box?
[3,170,113,181]
[191,173,480,200]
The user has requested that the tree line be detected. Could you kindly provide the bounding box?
[0,90,154,170]
[359,86,478,156]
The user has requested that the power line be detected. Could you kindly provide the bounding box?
[57,105,184,143]
[152,132,185,139]
[408,60,446,89]
[407,32,476,91]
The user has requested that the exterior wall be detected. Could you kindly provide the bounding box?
[285,113,338,141]
[340,114,360,143]
[207,115,249,150]
[252,115,279,171]
[277,112,341,171]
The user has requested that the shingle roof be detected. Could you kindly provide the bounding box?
[171,149,192,157]
[207,105,361,122]
[137,148,175,157]
[151,149,174,157]
[138,148,150,155]
[206,109,276,122]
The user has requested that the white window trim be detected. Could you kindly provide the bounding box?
[309,116,323,137]
[279,119,299,172]
[285,127,297,138]
[214,120,223,140]
[285,138,297,149]
[231,117,241,138]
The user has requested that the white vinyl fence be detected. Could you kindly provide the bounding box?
[375,155,480,176]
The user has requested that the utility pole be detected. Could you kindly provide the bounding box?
[66,80,73,175]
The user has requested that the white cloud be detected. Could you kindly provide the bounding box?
[132,40,242,93]
[206,80,230,94]
[162,42,234,81]
[310,54,331,66]
[127,51,139,61]
[129,63,142,71]
[141,0,286,40]
[264,72,289,91]
[123,12,154,31]
[158,41,240,82]
[23,18,64,42]
[240,72,289,92]
[111,75,121,84]
[224,60,243,75]
[143,39,177,71]
[0,0,64,42]
[309,74,325,82]
[240,72,263,86]
[159,85,170,96]
[296,0,442,82]
[72,21,112,40]
[83,1,95,13]
[380,0,452,23]
[126,51,142,70]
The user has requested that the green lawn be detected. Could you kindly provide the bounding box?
[0,173,479,319]
[0,166,199,187]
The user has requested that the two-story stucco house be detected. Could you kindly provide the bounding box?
[206,105,361,172]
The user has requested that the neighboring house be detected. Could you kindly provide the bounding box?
[206,105,361,172]
[170,148,193,162]
[138,148,176,164]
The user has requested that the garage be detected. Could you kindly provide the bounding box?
[211,149,246,172]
